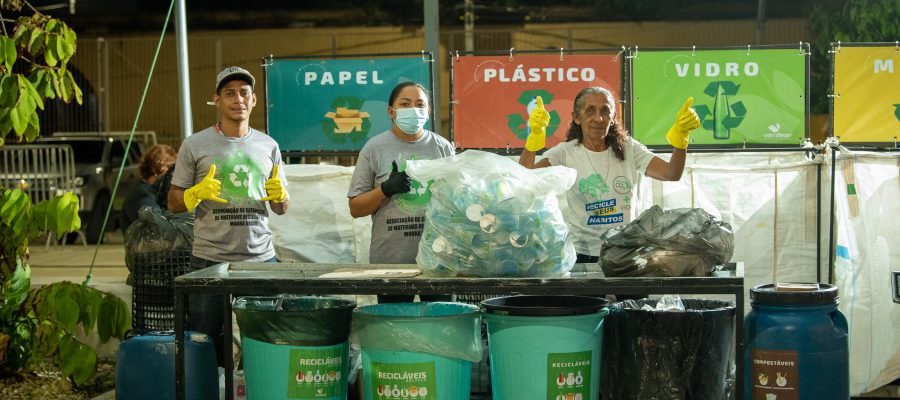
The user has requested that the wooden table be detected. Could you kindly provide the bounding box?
[174,262,745,400]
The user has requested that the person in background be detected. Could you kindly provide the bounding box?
[348,81,455,303]
[167,66,289,366]
[120,144,177,232]
[519,86,700,264]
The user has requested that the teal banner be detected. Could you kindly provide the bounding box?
[265,57,432,152]
[632,48,806,146]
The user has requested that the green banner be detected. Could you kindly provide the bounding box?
[632,48,806,146]
[265,57,432,152]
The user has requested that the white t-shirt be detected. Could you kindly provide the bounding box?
[543,138,657,256]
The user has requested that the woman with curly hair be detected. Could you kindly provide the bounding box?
[519,86,699,263]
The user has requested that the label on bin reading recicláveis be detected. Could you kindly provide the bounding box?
[751,349,799,400]
[547,351,591,400]
[287,347,344,398]
[371,361,436,399]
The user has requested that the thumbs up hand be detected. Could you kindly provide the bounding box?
[261,164,288,203]
[525,96,550,152]
[665,97,701,150]
[380,161,411,197]
[183,163,228,211]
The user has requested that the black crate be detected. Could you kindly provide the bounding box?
[131,250,192,334]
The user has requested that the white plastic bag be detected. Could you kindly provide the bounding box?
[406,150,577,277]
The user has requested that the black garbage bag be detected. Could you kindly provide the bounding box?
[233,296,356,346]
[124,206,194,284]
[601,299,736,400]
[599,206,733,277]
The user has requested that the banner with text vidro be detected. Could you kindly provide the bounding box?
[631,48,807,147]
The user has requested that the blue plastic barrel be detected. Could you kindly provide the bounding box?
[354,302,482,400]
[482,295,608,400]
[745,283,849,400]
[115,332,218,400]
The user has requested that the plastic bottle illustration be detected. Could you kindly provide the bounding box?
[392,384,401,397]
[314,370,322,383]
[575,371,583,385]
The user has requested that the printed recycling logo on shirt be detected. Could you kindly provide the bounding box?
[393,156,434,213]
[216,151,266,205]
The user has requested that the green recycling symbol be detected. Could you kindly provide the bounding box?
[322,96,372,144]
[693,81,746,140]
[217,151,265,204]
[507,90,562,140]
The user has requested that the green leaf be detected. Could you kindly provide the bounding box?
[45,19,58,33]
[44,36,58,67]
[52,286,79,333]
[27,28,44,56]
[63,71,81,104]
[0,259,30,320]
[97,294,130,342]
[19,74,43,111]
[0,189,31,236]
[0,75,19,107]
[77,288,102,332]
[0,36,16,71]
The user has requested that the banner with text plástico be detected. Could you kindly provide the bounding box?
[632,48,807,147]
[833,45,900,143]
[452,54,621,149]
[265,57,432,152]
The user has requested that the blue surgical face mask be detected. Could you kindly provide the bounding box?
[392,107,429,135]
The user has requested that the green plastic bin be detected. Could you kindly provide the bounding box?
[233,296,356,400]
[353,302,482,400]
[482,295,609,400]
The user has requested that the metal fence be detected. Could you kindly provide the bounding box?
[0,144,81,205]
[58,19,810,147]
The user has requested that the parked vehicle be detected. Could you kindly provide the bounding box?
[1,132,157,243]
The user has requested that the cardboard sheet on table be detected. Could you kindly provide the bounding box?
[318,269,422,278]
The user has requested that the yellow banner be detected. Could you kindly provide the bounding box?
[834,46,900,143]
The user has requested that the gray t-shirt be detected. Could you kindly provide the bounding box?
[171,126,287,262]
[348,130,455,263]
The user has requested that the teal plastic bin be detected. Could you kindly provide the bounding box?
[233,296,356,400]
[482,295,609,400]
[353,302,482,400]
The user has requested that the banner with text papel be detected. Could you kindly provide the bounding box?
[833,45,900,143]
[452,53,622,149]
[265,57,432,152]
[632,48,807,147]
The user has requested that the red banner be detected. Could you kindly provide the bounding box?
[451,54,621,149]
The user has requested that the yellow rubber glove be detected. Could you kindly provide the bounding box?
[665,97,702,149]
[261,164,288,203]
[183,164,228,211]
[525,96,550,152]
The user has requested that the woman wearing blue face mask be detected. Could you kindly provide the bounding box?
[347,82,456,303]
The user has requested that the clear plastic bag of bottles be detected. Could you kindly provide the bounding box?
[405,150,577,277]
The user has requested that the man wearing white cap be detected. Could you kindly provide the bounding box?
[168,66,289,365]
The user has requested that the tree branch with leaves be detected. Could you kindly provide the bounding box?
[1,0,129,387]
[0,0,82,146]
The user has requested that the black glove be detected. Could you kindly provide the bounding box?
[380,161,411,197]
